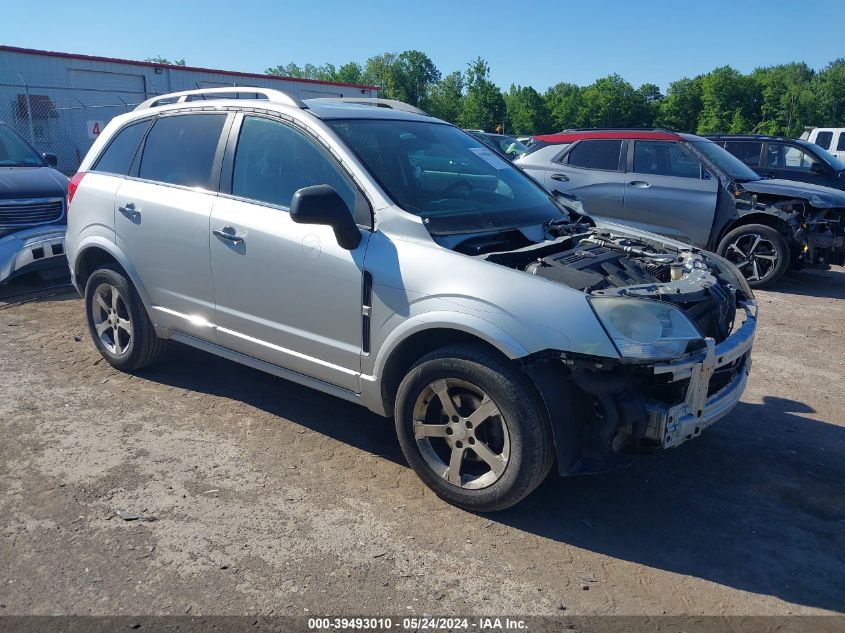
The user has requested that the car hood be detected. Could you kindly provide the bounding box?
[740,178,845,208]
[0,166,68,200]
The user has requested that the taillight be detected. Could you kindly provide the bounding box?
[67,172,86,206]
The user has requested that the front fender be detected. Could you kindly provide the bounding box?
[368,309,530,380]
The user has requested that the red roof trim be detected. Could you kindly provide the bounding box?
[535,130,681,143]
[0,45,380,91]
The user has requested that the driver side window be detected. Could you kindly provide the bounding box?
[232,116,356,211]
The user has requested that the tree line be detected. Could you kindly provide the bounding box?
[265,52,845,137]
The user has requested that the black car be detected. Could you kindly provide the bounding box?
[709,134,845,191]
[0,122,68,284]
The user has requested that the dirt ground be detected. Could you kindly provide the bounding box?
[1,266,843,617]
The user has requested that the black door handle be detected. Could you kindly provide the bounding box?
[213,227,244,243]
[629,180,650,187]
[550,173,569,182]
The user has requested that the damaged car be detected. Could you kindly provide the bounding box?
[0,122,68,284]
[66,89,756,511]
[515,129,845,287]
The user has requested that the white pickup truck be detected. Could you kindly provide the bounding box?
[801,127,845,161]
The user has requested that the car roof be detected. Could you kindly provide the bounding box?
[303,99,438,122]
[533,129,702,143]
[130,95,440,125]
[708,134,802,142]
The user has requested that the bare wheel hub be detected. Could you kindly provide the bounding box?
[412,378,510,490]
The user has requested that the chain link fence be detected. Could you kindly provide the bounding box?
[0,77,153,175]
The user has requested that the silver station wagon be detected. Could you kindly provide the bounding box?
[65,88,757,511]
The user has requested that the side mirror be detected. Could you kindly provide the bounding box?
[43,153,58,169]
[811,161,825,175]
[290,184,361,250]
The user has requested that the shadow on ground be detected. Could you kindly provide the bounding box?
[137,343,845,613]
[773,265,845,300]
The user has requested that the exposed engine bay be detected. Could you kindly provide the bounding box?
[452,220,748,345]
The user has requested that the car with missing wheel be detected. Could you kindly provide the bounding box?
[65,89,756,511]
[515,129,845,287]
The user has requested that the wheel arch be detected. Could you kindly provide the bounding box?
[715,212,794,250]
[372,319,529,418]
[73,239,152,308]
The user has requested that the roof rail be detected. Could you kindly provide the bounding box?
[306,97,428,116]
[135,87,306,111]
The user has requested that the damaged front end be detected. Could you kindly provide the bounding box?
[733,185,845,267]
[484,224,756,473]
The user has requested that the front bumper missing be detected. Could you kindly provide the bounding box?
[0,225,67,283]
[644,301,757,448]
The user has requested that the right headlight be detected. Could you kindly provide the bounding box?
[589,296,703,361]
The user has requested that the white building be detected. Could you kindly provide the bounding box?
[0,45,378,173]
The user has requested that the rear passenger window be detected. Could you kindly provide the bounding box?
[815,131,833,150]
[232,116,355,210]
[93,121,149,175]
[723,141,763,167]
[566,140,621,171]
[837,134,845,151]
[138,114,226,189]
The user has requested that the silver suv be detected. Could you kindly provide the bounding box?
[65,88,757,511]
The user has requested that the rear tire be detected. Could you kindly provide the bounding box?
[394,344,554,512]
[84,265,166,371]
[717,223,790,288]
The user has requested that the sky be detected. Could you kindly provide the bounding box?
[2,0,844,92]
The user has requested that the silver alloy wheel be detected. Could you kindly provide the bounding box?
[412,378,510,490]
[726,233,779,282]
[90,283,132,356]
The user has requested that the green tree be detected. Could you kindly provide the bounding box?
[146,56,186,66]
[656,77,703,132]
[504,84,549,134]
[395,50,440,106]
[265,62,339,81]
[813,59,845,126]
[335,62,364,85]
[696,66,761,134]
[458,57,505,132]
[578,74,646,127]
[543,82,584,131]
[424,71,464,123]
[752,63,815,135]
[635,82,663,127]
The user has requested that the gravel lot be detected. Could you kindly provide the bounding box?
[1,267,844,617]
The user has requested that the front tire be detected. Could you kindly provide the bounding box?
[394,344,554,512]
[84,265,167,371]
[717,223,790,288]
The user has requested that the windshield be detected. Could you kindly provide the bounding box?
[0,125,46,167]
[328,119,562,233]
[476,133,528,159]
[803,141,845,171]
[687,140,760,182]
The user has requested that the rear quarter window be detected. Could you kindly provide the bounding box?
[92,120,150,175]
[138,114,227,189]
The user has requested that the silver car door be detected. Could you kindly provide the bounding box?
[553,139,626,222]
[209,114,370,392]
[622,140,717,247]
[114,112,230,339]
